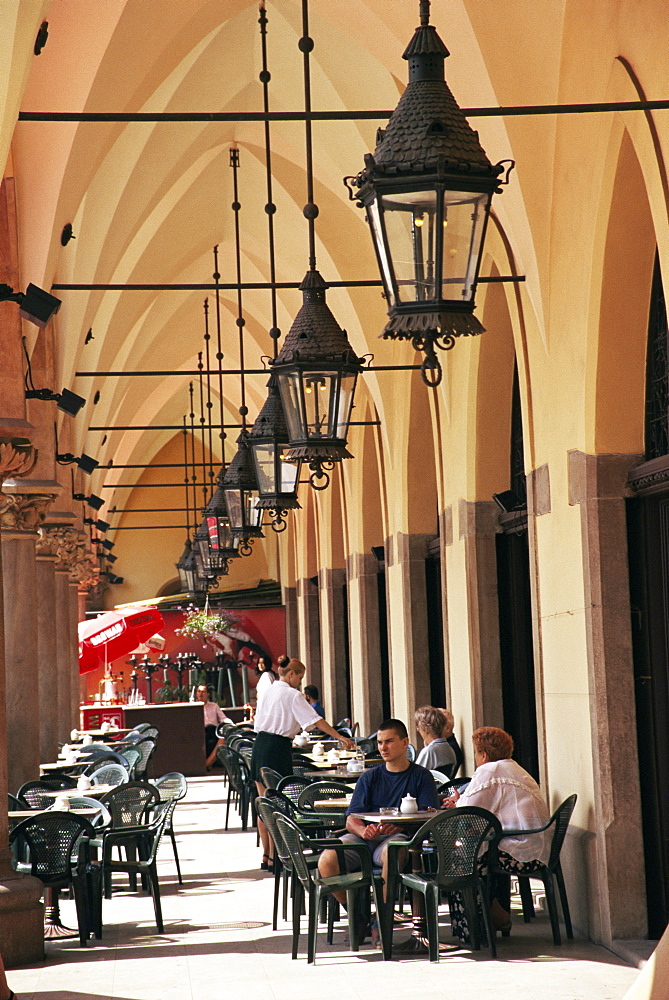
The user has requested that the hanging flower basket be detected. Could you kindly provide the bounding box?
[176,606,240,641]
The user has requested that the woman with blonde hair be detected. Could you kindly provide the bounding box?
[251,658,355,870]
[415,706,457,775]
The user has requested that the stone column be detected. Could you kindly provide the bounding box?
[458,501,504,729]
[569,451,647,942]
[296,576,322,690]
[0,441,45,964]
[282,584,298,657]
[346,552,383,736]
[35,535,59,763]
[1,490,54,793]
[318,567,348,723]
[47,527,94,740]
[385,532,433,738]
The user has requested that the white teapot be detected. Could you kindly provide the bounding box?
[54,794,71,811]
[70,728,79,741]
[294,732,309,748]
[100,721,111,733]
[327,749,341,765]
[347,757,364,773]
[77,774,91,792]
[313,741,325,757]
[400,794,418,815]
[82,734,93,746]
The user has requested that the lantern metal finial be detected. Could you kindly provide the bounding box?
[344,7,507,386]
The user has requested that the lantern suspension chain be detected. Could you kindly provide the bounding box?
[301,0,319,272]
[197,351,210,512]
[213,245,227,469]
[259,1,280,356]
[230,147,248,431]
[222,147,264,555]
[203,298,216,496]
[182,412,191,541]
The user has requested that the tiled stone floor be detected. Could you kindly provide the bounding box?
[7,776,641,1000]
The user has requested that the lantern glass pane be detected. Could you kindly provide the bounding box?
[224,489,243,530]
[277,373,306,442]
[380,190,438,303]
[441,191,490,302]
[253,442,279,495]
[303,371,339,439]
[279,452,300,492]
[334,371,357,438]
[367,197,396,307]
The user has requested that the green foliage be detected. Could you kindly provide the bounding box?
[176,607,240,640]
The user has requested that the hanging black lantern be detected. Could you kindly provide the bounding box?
[193,521,222,586]
[202,482,240,567]
[270,269,364,490]
[248,376,301,532]
[223,429,264,553]
[176,539,198,594]
[344,0,509,386]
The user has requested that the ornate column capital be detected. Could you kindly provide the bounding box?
[0,492,53,532]
[0,438,37,485]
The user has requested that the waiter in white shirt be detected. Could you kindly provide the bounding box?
[251,657,355,870]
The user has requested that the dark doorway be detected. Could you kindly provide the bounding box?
[494,360,539,779]
[496,529,539,779]
[376,567,392,722]
[342,580,352,719]
[627,491,669,936]
[425,551,446,708]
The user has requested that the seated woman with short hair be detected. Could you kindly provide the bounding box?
[444,726,551,938]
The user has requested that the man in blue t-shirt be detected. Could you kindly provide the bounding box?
[317,718,438,903]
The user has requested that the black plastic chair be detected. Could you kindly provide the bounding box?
[10,811,100,946]
[99,805,170,934]
[152,772,187,884]
[384,807,502,962]
[276,813,386,963]
[83,751,130,772]
[8,792,23,810]
[99,781,161,897]
[89,762,129,786]
[17,777,76,809]
[259,766,283,790]
[132,737,156,779]
[120,746,142,779]
[277,775,312,806]
[490,794,577,945]
[218,746,255,831]
[297,780,350,827]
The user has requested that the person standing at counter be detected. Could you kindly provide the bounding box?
[251,658,356,870]
[254,655,278,712]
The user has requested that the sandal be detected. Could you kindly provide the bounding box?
[260,854,274,873]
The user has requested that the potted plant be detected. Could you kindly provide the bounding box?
[176,605,240,643]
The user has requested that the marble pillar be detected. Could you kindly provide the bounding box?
[345,552,383,737]
[385,532,433,738]
[54,568,72,745]
[569,451,647,942]
[458,501,504,730]
[296,576,322,690]
[282,585,298,658]
[2,526,40,793]
[0,445,46,964]
[318,567,348,724]
[35,542,58,763]
[68,580,81,730]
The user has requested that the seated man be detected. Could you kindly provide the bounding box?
[317,718,438,907]
[195,684,232,769]
[304,684,325,718]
